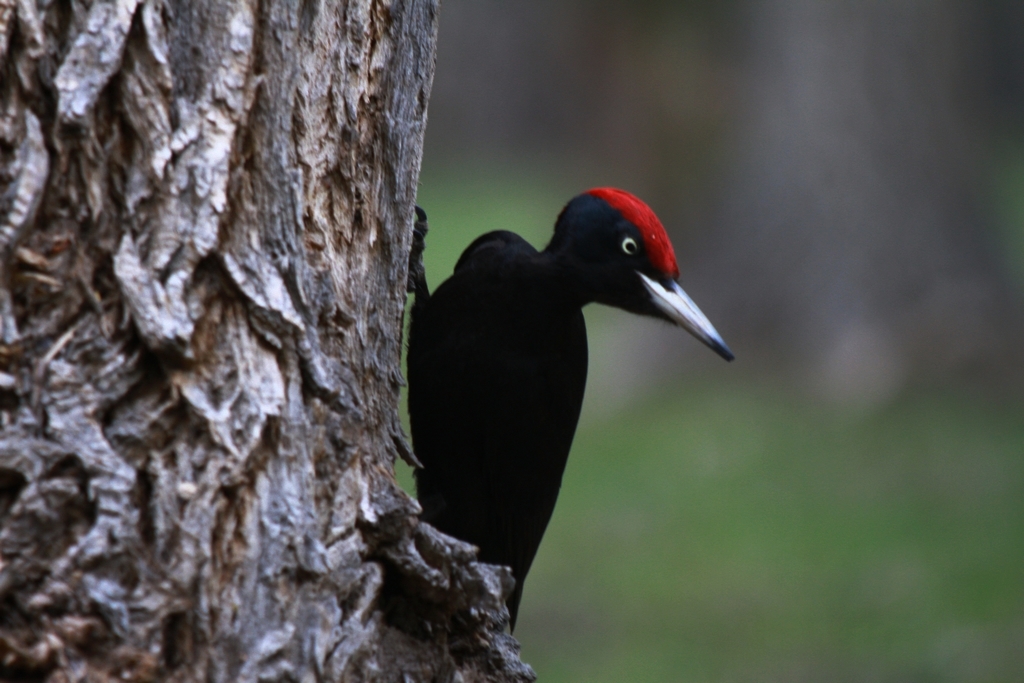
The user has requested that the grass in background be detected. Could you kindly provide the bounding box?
[517,383,1024,683]
[398,164,1024,682]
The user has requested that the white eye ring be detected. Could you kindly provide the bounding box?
[621,237,639,255]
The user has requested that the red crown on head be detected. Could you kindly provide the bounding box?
[586,188,679,279]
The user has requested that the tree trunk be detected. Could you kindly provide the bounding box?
[0,0,532,681]
[698,0,1023,402]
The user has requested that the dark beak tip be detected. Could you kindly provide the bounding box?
[713,340,735,362]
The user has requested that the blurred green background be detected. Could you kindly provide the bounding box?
[398,2,1024,681]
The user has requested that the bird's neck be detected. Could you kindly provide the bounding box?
[530,251,596,311]
[538,250,629,311]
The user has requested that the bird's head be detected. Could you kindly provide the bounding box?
[547,188,734,361]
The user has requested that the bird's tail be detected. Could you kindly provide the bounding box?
[507,578,525,633]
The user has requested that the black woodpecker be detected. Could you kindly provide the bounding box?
[407,189,733,630]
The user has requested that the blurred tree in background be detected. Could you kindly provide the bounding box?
[423,0,1024,401]
[425,0,737,238]
[703,0,1022,403]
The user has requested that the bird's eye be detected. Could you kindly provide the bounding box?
[621,237,639,255]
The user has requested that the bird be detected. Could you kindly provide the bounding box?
[406,189,733,631]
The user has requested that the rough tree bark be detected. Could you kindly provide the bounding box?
[0,0,533,681]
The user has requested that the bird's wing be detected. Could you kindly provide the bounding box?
[408,233,587,630]
[410,306,587,629]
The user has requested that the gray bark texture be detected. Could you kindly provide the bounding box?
[0,0,534,681]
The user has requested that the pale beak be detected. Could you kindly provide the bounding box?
[638,272,734,361]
